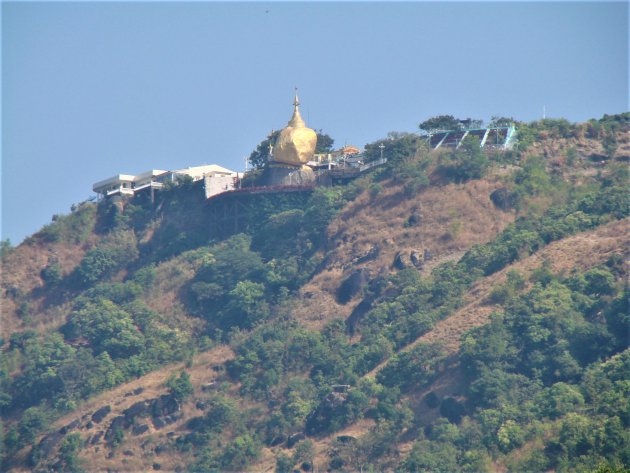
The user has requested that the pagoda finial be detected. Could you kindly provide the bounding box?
[288,88,305,128]
[293,87,300,108]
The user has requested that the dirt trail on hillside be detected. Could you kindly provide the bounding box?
[52,345,234,430]
[366,217,629,376]
[7,346,235,473]
[277,219,629,470]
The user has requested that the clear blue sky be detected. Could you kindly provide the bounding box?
[2,1,628,244]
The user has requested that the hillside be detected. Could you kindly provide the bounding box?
[1,114,628,473]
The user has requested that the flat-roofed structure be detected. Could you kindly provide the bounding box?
[93,164,239,200]
[170,164,236,182]
[425,125,517,150]
[93,174,146,198]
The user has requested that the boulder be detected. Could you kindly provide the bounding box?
[92,405,112,423]
[153,418,166,429]
[424,248,433,261]
[355,245,380,264]
[287,433,305,449]
[410,250,424,269]
[37,431,64,459]
[152,394,180,418]
[406,213,422,226]
[336,268,370,304]
[104,415,127,441]
[58,419,80,434]
[132,424,149,436]
[124,400,151,422]
[90,431,103,445]
[394,251,412,269]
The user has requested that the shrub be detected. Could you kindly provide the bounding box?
[41,259,63,286]
[437,136,489,183]
[167,371,194,401]
[39,203,96,244]
[76,230,139,286]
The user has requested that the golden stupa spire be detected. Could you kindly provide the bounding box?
[288,87,306,128]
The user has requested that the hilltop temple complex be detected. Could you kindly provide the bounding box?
[92,92,516,202]
[263,91,318,186]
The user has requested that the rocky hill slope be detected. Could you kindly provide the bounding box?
[1,114,628,472]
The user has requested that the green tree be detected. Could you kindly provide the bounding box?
[41,259,63,286]
[0,238,12,258]
[403,438,459,472]
[57,433,85,473]
[315,130,335,154]
[249,130,280,170]
[18,407,49,448]
[363,132,423,167]
[225,281,269,329]
[76,230,139,286]
[64,299,145,359]
[419,115,463,132]
[220,434,261,470]
[167,371,194,401]
[438,136,489,183]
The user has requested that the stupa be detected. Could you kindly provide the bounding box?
[264,90,317,186]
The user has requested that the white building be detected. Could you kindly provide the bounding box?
[93,164,239,200]
[93,173,158,198]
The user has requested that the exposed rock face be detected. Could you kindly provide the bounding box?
[37,432,65,459]
[125,400,152,421]
[152,394,180,418]
[97,393,182,446]
[105,415,127,442]
[336,268,370,304]
[92,405,111,423]
[90,432,104,445]
[394,251,412,269]
[410,249,424,269]
[59,419,80,434]
[132,424,149,435]
[395,249,425,270]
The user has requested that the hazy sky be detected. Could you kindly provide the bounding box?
[2,1,628,244]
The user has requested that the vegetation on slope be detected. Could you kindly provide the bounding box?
[0,113,628,472]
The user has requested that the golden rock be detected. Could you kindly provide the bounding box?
[272,92,317,167]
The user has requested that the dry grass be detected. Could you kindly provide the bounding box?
[8,346,235,473]
[286,218,629,471]
[142,253,206,335]
[367,217,629,376]
[295,178,515,330]
[1,237,96,339]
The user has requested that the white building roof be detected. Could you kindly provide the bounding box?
[173,164,236,178]
[93,174,136,192]
[134,169,168,181]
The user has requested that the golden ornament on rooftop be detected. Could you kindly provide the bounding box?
[272,90,317,167]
